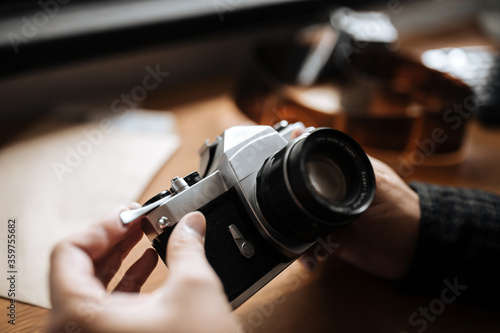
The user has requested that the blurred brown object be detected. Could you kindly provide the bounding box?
[235,37,473,161]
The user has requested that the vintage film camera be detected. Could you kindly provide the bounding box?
[120,121,375,308]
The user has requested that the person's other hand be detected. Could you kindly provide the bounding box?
[50,205,238,333]
[324,157,421,280]
[292,125,421,280]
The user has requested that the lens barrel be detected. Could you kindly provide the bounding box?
[256,128,375,242]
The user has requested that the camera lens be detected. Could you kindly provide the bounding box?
[306,153,348,203]
[256,128,375,242]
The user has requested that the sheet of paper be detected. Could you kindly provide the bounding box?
[0,110,180,308]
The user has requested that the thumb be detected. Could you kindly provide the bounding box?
[165,212,219,283]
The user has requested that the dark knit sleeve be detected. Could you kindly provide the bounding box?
[403,182,500,302]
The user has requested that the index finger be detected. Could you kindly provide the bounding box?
[50,203,143,303]
[73,203,143,261]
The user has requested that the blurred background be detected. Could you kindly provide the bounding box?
[1,0,499,131]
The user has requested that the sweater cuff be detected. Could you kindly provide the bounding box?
[402,182,500,301]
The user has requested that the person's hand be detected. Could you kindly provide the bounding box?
[291,125,421,280]
[49,204,238,333]
[331,157,421,279]
[301,157,421,280]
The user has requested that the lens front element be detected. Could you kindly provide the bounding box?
[306,153,348,204]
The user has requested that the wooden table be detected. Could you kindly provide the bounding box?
[2,73,500,333]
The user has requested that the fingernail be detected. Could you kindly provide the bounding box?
[183,212,206,239]
[128,202,141,210]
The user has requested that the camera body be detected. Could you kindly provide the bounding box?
[121,122,375,308]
